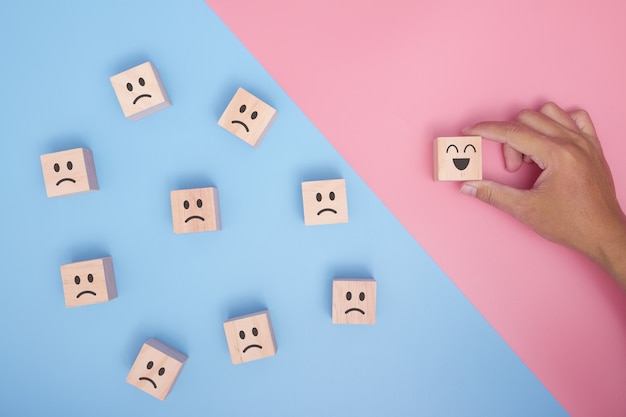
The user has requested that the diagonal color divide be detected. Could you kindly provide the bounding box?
[206,1,626,416]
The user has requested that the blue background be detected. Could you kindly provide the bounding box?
[0,1,567,415]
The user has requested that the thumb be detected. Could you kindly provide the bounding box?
[460,180,527,218]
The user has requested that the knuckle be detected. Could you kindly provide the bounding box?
[504,120,525,135]
[540,101,558,114]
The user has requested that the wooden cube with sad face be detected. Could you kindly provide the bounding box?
[60,257,117,308]
[170,187,221,234]
[223,310,277,365]
[126,338,187,400]
[332,278,377,325]
[40,148,99,198]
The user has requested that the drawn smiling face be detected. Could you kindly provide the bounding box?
[170,187,221,234]
[224,310,277,364]
[332,279,377,325]
[434,136,483,181]
[301,179,349,226]
[446,143,477,171]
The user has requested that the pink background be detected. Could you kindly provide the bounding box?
[206,1,626,415]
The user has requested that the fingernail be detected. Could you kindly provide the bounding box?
[460,184,477,197]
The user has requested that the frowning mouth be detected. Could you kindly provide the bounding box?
[231,120,249,132]
[345,308,365,315]
[185,215,205,223]
[139,377,157,389]
[76,290,96,298]
[317,208,337,215]
[56,178,76,186]
[242,344,262,353]
[133,94,152,104]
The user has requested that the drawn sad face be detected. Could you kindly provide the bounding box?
[332,279,377,325]
[170,187,221,234]
[223,310,277,365]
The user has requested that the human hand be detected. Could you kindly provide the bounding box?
[461,102,626,286]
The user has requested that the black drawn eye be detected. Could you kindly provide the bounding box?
[346,291,352,301]
[316,193,322,202]
[74,275,80,285]
[184,200,190,209]
[251,111,258,119]
[87,273,93,283]
[126,83,133,92]
[138,77,145,86]
[446,144,459,153]
[239,104,247,113]
[158,367,165,376]
[54,163,60,172]
[147,361,154,370]
[239,331,245,340]
[196,199,203,208]
[329,192,335,201]
[252,327,258,336]
[66,161,73,170]
[464,144,477,153]
[359,292,365,301]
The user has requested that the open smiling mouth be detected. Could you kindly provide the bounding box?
[231,120,249,132]
[453,158,470,170]
[76,290,96,298]
[56,178,76,186]
[317,208,337,215]
[185,216,205,223]
[242,344,262,353]
[133,94,152,105]
[139,377,157,389]
[345,308,365,315]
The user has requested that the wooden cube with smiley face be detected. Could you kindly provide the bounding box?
[170,187,221,234]
[301,179,349,226]
[110,61,171,121]
[434,136,482,181]
[126,338,187,400]
[332,278,377,325]
[40,148,99,198]
[223,310,277,365]
[217,87,277,147]
[60,257,117,308]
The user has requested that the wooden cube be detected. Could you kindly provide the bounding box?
[110,61,171,121]
[217,87,277,147]
[60,257,117,308]
[126,338,187,401]
[223,310,277,365]
[170,187,221,234]
[40,148,98,198]
[434,136,482,181]
[301,179,349,226]
[332,278,376,325]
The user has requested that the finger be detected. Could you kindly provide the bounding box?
[460,180,528,220]
[569,109,599,140]
[463,121,550,168]
[539,102,580,132]
[503,143,523,172]
[516,108,575,140]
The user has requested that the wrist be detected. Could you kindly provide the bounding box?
[594,213,626,288]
